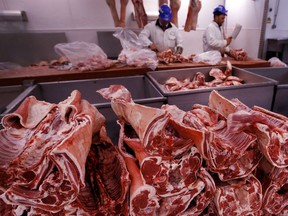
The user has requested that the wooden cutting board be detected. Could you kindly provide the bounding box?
[221,57,271,68]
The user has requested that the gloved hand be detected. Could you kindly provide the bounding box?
[175,46,183,55]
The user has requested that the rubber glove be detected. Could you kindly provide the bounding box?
[175,46,183,55]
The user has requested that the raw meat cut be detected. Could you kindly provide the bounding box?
[170,0,181,27]
[184,0,202,32]
[214,174,262,215]
[106,0,129,27]
[158,168,216,215]
[131,0,148,28]
[97,85,204,159]
[212,93,288,168]
[61,128,130,215]
[96,86,288,215]
[229,48,248,61]
[0,90,106,214]
[257,158,288,215]
[263,167,288,214]
[77,55,116,72]
[140,146,203,197]
[163,62,243,91]
[118,48,158,70]
[157,49,192,64]
[191,103,262,181]
[118,122,160,216]
[98,85,217,215]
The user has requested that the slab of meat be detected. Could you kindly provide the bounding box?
[141,146,203,197]
[106,0,128,27]
[0,90,105,213]
[261,166,288,215]
[229,48,248,61]
[58,127,130,215]
[98,85,169,153]
[163,76,188,91]
[170,0,181,27]
[117,119,205,199]
[207,90,288,213]
[131,0,148,28]
[118,123,160,216]
[118,48,158,70]
[98,85,218,215]
[126,156,159,216]
[184,0,202,32]
[214,96,288,168]
[98,85,205,159]
[157,49,192,64]
[191,103,262,181]
[157,167,215,215]
[77,55,116,72]
[214,174,262,215]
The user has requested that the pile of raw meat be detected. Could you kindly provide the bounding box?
[97,85,288,215]
[157,49,194,64]
[229,48,248,61]
[163,61,244,91]
[0,90,129,215]
[0,85,287,215]
[118,47,158,71]
[76,55,116,72]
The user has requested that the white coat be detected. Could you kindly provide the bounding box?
[139,20,183,52]
[203,21,230,53]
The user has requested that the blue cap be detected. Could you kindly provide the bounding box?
[213,5,227,16]
[159,4,172,21]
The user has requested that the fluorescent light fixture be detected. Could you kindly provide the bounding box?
[132,11,158,21]
[0,10,28,22]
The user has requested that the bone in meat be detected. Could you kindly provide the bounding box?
[106,0,128,27]
[170,0,181,27]
[184,0,202,32]
[131,0,148,28]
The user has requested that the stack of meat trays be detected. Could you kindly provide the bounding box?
[247,67,288,116]
[0,85,33,129]
[146,66,278,111]
[2,75,166,143]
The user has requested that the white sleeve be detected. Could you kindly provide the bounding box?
[205,26,227,49]
[225,46,230,52]
[175,29,183,48]
[138,24,153,47]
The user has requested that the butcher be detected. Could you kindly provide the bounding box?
[202,5,232,56]
[138,4,183,55]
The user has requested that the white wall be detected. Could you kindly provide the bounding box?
[0,0,279,59]
[225,0,265,58]
[266,0,288,38]
[265,0,288,62]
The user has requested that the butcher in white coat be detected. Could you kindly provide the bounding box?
[139,4,183,54]
[203,5,232,56]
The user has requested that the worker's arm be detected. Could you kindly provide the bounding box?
[205,26,230,50]
[138,23,154,48]
[175,27,184,54]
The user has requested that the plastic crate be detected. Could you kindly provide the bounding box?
[246,67,288,116]
[0,85,33,114]
[2,76,166,143]
[146,66,277,111]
